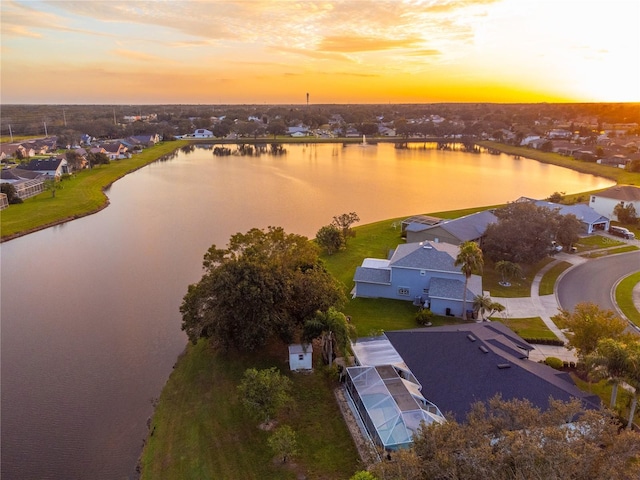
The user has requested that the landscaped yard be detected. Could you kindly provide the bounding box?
[495,316,559,341]
[539,261,572,296]
[615,271,640,327]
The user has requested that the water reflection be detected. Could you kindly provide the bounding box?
[0,143,614,479]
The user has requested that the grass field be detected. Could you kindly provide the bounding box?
[495,317,559,340]
[539,261,572,296]
[1,141,188,240]
[615,271,640,327]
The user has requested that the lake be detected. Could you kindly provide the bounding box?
[0,142,614,479]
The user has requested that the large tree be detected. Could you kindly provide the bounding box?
[180,227,345,350]
[332,212,360,245]
[315,224,344,255]
[379,396,640,480]
[586,338,633,410]
[455,241,484,320]
[552,302,629,360]
[237,367,292,424]
[483,202,579,264]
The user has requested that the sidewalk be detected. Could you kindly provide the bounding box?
[492,253,583,363]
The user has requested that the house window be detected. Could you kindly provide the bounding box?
[298,354,304,361]
[591,196,595,202]
[398,287,410,296]
[420,270,426,276]
[423,288,430,295]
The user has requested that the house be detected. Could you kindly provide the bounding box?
[20,157,69,177]
[514,197,610,234]
[288,344,313,371]
[127,134,160,147]
[405,210,497,245]
[349,324,599,426]
[0,143,28,160]
[287,126,309,136]
[101,143,129,160]
[353,241,482,317]
[190,129,214,138]
[590,185,640,222]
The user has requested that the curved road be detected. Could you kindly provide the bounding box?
[557,250,640,329]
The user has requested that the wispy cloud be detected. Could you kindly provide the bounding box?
[111,49,166,62]
[318,35,423,53]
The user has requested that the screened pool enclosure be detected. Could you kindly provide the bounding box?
[345,364,445,450]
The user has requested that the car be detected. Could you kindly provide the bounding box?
[609,226,635,240]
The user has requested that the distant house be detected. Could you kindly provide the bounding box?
[21,157,69,177]
[517,198,610,234]
[288,344,313,371]
[0,193,8,210]
[190,129,214,138]
[0,168,45,199]
[0,143,28,160]
[287,126,309,136]
[597,154,631,169]
[405,210,497,245]
[590,185,640,222]
[353,241,482,317]
[127,134,160,147]
[353,324,600,423]
[101,143,129,160]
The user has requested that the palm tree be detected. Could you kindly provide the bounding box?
[455,241,484,321]
[473,294,505,321]
[624,343,640,429]
[495,260,522,287]
[585,338,630,410]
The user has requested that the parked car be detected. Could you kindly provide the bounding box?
[609,226,636,239]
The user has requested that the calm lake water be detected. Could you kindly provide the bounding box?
[0,143,614,479]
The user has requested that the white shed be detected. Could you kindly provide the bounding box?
[288,344,313,371]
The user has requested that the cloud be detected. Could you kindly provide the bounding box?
[318,35,423,52]
[111,49,166,62]
[403,49,442,56]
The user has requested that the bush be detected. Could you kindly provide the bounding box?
[415,308,434,326]
[544,357,564,370]
[522,337,565,346]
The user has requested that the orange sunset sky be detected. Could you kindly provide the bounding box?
[1,0,639,104]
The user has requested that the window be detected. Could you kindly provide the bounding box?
[591,196,595,203]
[398,287,410,296]
[420,270,426,276]
[298,354,304,361]
[423,288,430,295]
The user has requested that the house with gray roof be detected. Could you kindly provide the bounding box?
[589,185,640,222]
[353,324,600,424]
[353,241,482,317]
[405,210,497,245]
[522,198,610,233]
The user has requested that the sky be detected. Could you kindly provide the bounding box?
[1,0,639,104]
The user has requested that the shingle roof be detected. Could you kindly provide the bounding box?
[353,266,391,284]
[411,210,498,242]
[389,242,460,272]
[429,277,477,301]
[533,201,610,224]
[385,324,600,422]
[21,158,63,171]
[593,185,640,202]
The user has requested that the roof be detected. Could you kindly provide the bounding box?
[288,344,312,354]
[384,324,600,422]
[532,200,610,224]
[21,158,64,171]
[429,277,480,301]
[412,210,497,241]
[388,241,461,272]
[593,185,640,202]
[353,266,391,284]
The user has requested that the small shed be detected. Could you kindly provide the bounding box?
[288,344,313,371]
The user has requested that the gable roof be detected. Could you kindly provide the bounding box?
[593,185,640,202]
[384,324,600,422]
[388,241,461,272]
[532,200,610,224]
[409,210,497,242]
[21,158,64,172]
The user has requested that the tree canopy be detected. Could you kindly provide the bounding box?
[368,396,640,480]
[483,202,581,264]
[237,367,292,424]
[180,226,345,350]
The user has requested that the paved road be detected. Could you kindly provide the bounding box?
[557,250,640,315]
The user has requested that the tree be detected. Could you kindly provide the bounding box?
[546,191,565,203]
[86,151,110,168]
[237,367,292,424]
[0,183,23,204]
[331,212,360,245]
[43,177,61,198]
[267,120,287,139]
[267,425,298,464]
[407,396,640,480]
[180,227,345,350]
[472,295,504,321]
[585,338,632,410]
[613,202,638,225]
[455,241,484,320]
[552,302,629,360]
[315,224,344,255]
[303,308,355,366]
[483,202,572,265]
[555,212,582,249]
[494,260,522,287]
[65,150,84,171]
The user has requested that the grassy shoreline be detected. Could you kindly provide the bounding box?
[1,140,189,241]
[3,139,638,242]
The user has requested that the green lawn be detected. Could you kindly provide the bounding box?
[477,141,640,186]
[539,261,572,296]
[1,141,188,240]
[139,340,360,480]
[494,317,559,341]
[575,234,625,252]
[483,257,555,298]
[615,271,640,327]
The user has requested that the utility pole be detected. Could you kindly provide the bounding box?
[9,124,13,142]
[113,108,117,125]
[63,109,67,127]
[44,121,48,137]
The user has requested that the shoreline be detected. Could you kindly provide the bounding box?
[2,139,633,243]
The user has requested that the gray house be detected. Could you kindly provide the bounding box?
[523,198,610,234]
[353,241,482,317]
[405,210,497,245]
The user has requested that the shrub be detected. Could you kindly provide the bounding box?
[544,357,563,370]
[415,308,434,326]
